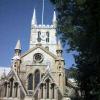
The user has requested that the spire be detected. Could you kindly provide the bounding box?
[56,40,63,57]
[12,40,21,72]
[57,40,62,50]
[32,8,37,25]
[52,10,57,26]
[15,40,21,50]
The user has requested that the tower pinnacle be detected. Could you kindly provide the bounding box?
[57,40,62,50]
[52,10,57,26]
[14,40,21,56]
[56,40,63,57]
[32,8,37,25]
[15,40,21,50]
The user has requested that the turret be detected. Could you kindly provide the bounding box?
[12,40,21,73]
[14,40,21,56]
[52,11,57,27]
[56,40,65,95]
[32,8,37,25]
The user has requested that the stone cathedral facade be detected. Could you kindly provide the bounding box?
[0,9,78,100]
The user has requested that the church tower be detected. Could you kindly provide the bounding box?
[27,8,66,99]
[30,9,57,54]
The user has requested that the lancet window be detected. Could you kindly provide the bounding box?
[14,82,18,97]
[28,74,33,90]
[9,78,14,97]
[4,82,7,97]
[34,70,40,89]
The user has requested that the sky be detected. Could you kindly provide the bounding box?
[0,0,75,68]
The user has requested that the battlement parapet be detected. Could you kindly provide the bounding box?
[31,24,56,29]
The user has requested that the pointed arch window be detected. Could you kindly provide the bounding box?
[51,83,55,99]
[9,78,14,97]
[37,31,41,42]
[28,74,33,90]
[14,82,18,97]
[41,83,43,98]
[34,70,40,89]
[4,82,7,97]
[46,79,50,98]
[46,32,49,42]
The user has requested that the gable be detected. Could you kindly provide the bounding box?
[21,46,57,68]
[21,45,57,59]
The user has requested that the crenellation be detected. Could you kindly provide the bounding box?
[31,24,55,29]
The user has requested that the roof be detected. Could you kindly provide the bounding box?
[15,40,21,50]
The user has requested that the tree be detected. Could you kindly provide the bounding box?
[50,0,100,100]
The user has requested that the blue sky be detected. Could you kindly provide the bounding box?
[0,0,75,68]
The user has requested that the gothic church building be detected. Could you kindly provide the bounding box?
[0,8,78,100]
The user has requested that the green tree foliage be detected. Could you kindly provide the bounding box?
[50,0,100,100]
[68,67,78,79]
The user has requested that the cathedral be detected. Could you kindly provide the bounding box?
[0,8,78,100]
